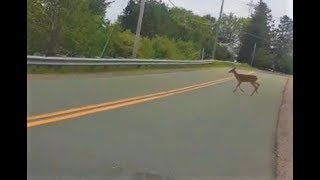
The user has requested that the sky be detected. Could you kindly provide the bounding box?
[106,0,293,24]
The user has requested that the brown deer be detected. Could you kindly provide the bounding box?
[229,67,260,96]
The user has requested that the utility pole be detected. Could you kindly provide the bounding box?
[201,48,205,60]
[212,0,225,60]
[250,43,256,66]
[132,0,146,58]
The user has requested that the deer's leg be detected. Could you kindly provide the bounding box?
[254,82,260,93]
[233,82,242,92]
[250,82,258,96]
[239,84,244,92]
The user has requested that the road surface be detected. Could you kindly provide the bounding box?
[27,68,288,180]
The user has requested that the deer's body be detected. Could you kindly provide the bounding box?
[234,73,258,82]
[229,67,260,96]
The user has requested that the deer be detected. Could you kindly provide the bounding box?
[229,67,260,96]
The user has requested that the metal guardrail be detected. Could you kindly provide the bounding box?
[27,55,237,66]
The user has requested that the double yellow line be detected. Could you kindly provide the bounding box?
[27,72,254,128]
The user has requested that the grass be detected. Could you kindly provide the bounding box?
[27,61,254,75]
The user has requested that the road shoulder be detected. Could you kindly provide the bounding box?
[276,78,293,180]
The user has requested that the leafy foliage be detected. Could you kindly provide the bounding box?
[27,0,293,73]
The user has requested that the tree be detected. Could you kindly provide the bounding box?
[54,0,108,57]
[272,15,293,73]
[40,0,65,55]
[254,48,272,68]
[203,14,216,24]
[119,2,215,50]
[169,8,214,44]
[119,0,171,38]
[218,13,250,59]
[27,0,51,54]
[218,13,246,47]
[27,0,236,61]
[238,0,274,68]
[27,0,113,57]
[88,0,114,18]
[118,0,139,33]
[277,55,293,74]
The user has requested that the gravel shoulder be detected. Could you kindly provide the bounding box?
[276,78,293,180]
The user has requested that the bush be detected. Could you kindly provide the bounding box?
[106,29,134,58]
[215,45,233,61]
[277,55,293,74]
[151,36,182,60]
[254,48,272,69]
[138,37,155,58]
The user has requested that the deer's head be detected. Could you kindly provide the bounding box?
[229,67,236,73]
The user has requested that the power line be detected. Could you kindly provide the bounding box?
[227,0,255,17]
[167,0,176,7]
[229,0,253,7]
[243,32,269,42]
[100,0,129,57]
[217,0,251,19]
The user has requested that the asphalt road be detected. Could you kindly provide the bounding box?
[27,68,288,180]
